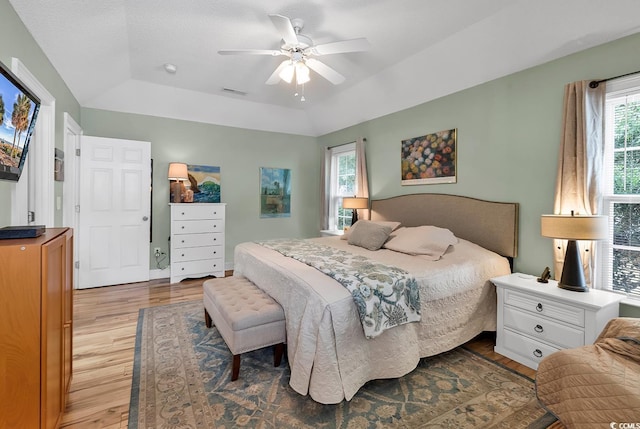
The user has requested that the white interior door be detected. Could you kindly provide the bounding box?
[78,136,151,288]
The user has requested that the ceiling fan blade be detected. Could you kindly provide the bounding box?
[305,58,345,85]
[266,60,291,85]
[218,49,284,56]
[268,14,299,46]
[310,38,371,56]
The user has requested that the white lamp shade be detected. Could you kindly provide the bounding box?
[168,162,189,180]
[342,197,369,210]
[295,63,310,85]
[279,63,295,84]
[541,214,609,240]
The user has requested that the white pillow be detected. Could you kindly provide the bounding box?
[341,220,401,240]
[383,226,458,260]
[347,220,394,251]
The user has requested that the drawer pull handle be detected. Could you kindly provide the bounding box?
[533,349,543,358]
[534,324,544,333]
[181,253,185,257]
[181,226,185,229]
[181,268,185,271]
[181,240,185,243]
[181,212,185,215]
[536,303,543,312]
[213,251,217,254]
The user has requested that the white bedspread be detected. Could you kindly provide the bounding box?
[233,236,511,404]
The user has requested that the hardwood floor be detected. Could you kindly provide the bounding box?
[61,276,559,428]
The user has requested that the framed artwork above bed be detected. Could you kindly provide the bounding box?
[401,128,456,185]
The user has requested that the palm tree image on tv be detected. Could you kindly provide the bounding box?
[0,89,35,168]
[10,94,32,158]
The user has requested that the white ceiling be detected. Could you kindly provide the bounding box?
[9,0,640,136]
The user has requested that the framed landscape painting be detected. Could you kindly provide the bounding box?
[187,164,221,203]
[260,167,291,218]
[401,128,457,185]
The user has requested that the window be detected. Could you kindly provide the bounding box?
[600,75,640,298]
[327,143,356,230]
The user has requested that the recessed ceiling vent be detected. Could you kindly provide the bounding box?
[222,88,247,96]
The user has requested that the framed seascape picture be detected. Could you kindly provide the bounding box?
[260,167,291,218]
[401,128,457,185]
[187,164,221,203]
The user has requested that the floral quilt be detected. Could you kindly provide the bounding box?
[257,239,421,339]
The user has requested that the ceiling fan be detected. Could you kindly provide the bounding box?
[218,14,370,87]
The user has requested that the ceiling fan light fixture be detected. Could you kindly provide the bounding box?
[279,62,295,83]
[295,62,310,85]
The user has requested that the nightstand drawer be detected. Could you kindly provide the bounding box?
[172,245,222,263]
[172,205,224,220]
[173,232,222,248]
[173,258,224,276]
[503,306,584,349]
[504,289,585,327]
[503,328,561,366]
[173,220,224,234]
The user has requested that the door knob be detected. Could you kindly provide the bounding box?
[142,216,149,221]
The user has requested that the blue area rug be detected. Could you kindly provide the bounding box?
[129,301,556,428]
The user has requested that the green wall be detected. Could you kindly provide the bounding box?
[80,109,320,267]
[2,0,639,316]
[0,0,81,226]
[317,32,640,316]
[318,32,640,278]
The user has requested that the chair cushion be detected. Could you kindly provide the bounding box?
[203,276,284,331]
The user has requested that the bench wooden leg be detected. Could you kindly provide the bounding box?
[274,343,284,367]
[231,354,240,381]
[204,308,212,328]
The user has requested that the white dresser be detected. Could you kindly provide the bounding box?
[492,273,623,370]
[170,203,226,283]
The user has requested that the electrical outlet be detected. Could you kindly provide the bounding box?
[154,247,161,257]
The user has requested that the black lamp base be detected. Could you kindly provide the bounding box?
[351,210,359,226]
[558,240,589,292]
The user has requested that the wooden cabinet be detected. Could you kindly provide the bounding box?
[0,228,73,429]
[492,273,622,370]
[170,203,225,283]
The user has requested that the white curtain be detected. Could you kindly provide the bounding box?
[553,80,605,284]
[320,148,331,230]
[355,137,370,220]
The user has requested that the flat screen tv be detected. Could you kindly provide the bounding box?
[0,60,40,182]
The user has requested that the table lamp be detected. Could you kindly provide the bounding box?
[541,212,609,292]
[342,197,369,225]
[168,162,189,203]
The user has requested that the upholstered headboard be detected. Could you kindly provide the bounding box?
[370,193,519,258]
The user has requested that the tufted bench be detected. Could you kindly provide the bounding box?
[203,276,286,381]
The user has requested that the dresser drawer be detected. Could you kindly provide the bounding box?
[172,205,224,220]
[172,245,222,263]
[503,306,584,349]
[502,328,561,367]
[173,219,224,234]
[173,232,222,248]
[172,259,224,276]
[504,288,585,327]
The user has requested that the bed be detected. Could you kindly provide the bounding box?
[233,193,519,404]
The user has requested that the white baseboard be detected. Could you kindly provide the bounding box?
[150,266,170,280]
[149,262,234,281]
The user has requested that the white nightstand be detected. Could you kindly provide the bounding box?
[320,229,344,237]
[491,273,623,370]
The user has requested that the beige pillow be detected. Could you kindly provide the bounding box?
[341,220,401,240]
[383,226,458,260]
[347,220,394,251]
